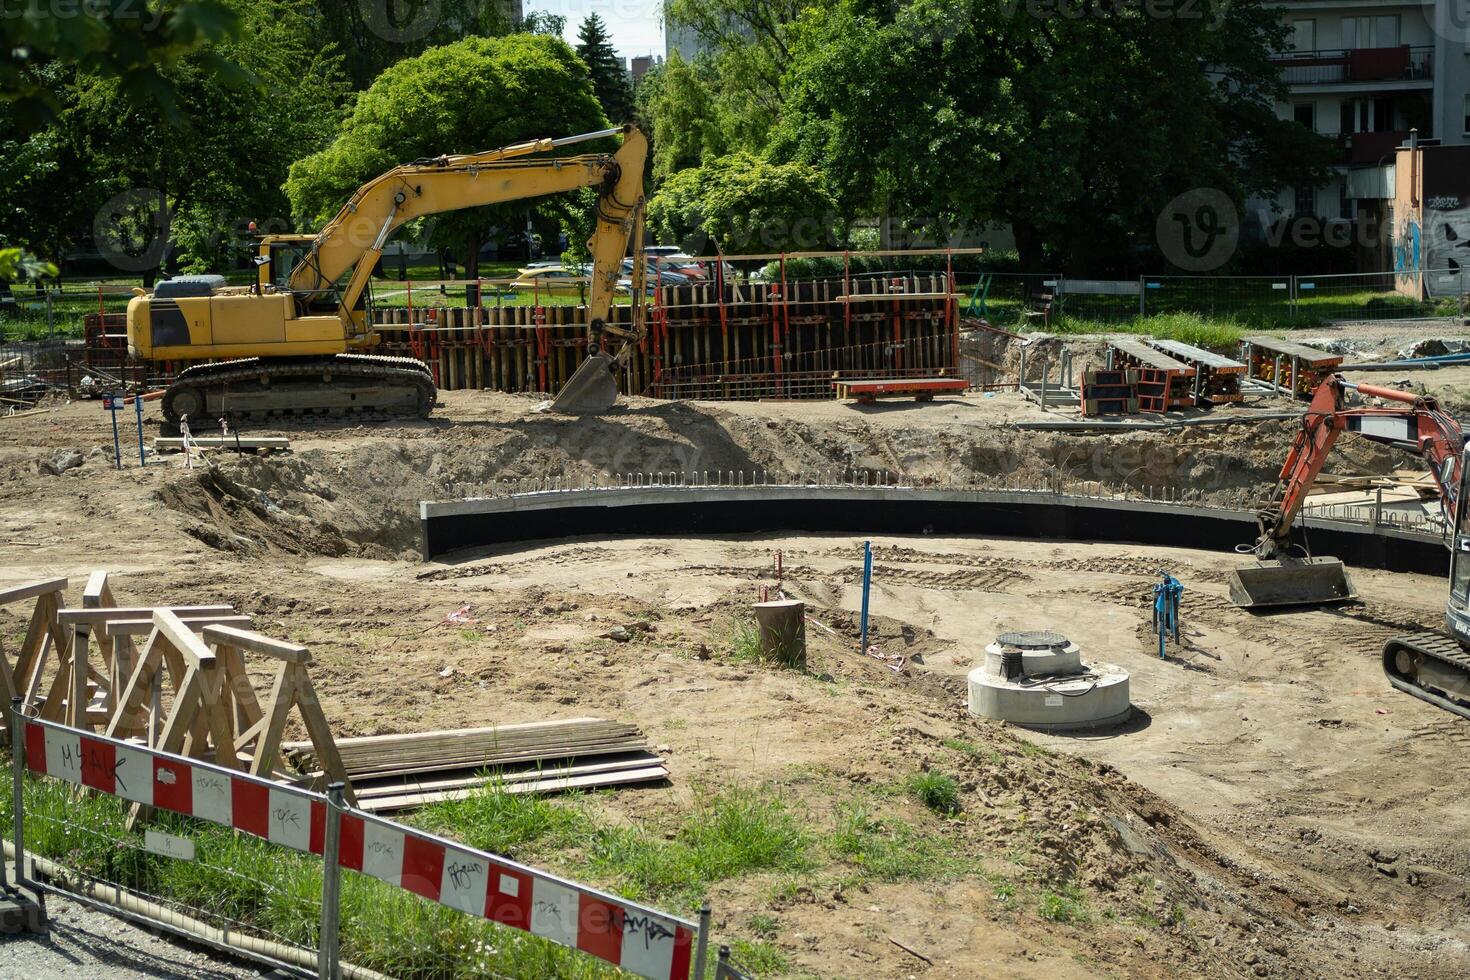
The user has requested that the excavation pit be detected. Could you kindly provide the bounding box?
[967,630,1132,731]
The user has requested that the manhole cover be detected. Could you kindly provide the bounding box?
[995,630,1069,649]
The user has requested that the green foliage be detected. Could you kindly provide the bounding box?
[0,0,245,128]
[312,0,512,91]
[636,55,732,183]
[417,778,591,857]
[285,34,607,277]
[1038,884,1090,925]
[0,247,57,282]
[664,0,812,144]
[1043,313,1246,353]
[587,786,813,907]
[4,0,350,275]
[826,803,964,881]
[648,152,834,253]
[906,770,962,815]
[576,14,632,123]
[766,0,1337,272]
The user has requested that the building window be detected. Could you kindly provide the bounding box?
[1292,19,1316,52]
[1294,103,1316,131]
[1344,15,1398,49]
[1464,94,1470,136]
[1295,185,1315,217]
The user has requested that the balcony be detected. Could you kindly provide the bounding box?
[1317,130,1412,164]
[1275,46,1433,85]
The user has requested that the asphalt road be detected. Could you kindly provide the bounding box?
[0,892,284,979]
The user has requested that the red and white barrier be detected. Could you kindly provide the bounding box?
[23,717,696,980]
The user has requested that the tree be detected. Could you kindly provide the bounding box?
[575,14,632,124]
[519,10,566,36]
[770,0,1337,273]
[0,0,244,128]
[648,152,835,253]
[285,34,606,292]
[57,0,350,281]
[309,0,511,90]
[636,56,731,183]
[664,0,812,142]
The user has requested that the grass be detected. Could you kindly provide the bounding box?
[585,786,813,908]
[729,938,790,975]
[826,803,966,882]
[0,758,1032,976]
[1038,883,1090,924]
[906,770,962,815]
[941,737,1002,766]
[726,615,803,670]
[1043,312,1247,352]
[1018,740,1054,759]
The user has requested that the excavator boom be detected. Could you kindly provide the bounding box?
[1229,374,1462,608]
[127,124,648,421]
[1229,373,1470,721]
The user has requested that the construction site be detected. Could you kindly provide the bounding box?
[5,112,1470,979]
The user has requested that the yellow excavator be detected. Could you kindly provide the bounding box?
[126,123,648,421]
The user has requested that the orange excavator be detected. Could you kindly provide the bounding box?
[1229,373,1470,720]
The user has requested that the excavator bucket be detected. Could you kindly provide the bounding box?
[1227,557,1358,609]
[549,351,619,414]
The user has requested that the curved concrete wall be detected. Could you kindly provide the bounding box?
[419,486,1449,577]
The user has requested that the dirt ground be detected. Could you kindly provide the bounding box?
[2,354,1469,978]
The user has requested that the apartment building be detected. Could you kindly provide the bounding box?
[1268,1,1470,232]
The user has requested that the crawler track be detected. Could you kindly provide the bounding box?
[1383,630,1470,721]
[162,354,437,423]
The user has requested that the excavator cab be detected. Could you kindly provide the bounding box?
[1434,448,1470,648]
[257,235,315,292]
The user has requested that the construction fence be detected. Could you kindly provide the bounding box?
[962,268,1470,326]
[3,704,752,980]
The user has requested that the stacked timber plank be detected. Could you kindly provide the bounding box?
[282,717,667,813]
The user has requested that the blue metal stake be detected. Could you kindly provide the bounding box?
[1152,572,1183,659]
[106,393,122,469]
[134,392,146,466]
[859,540,873,652]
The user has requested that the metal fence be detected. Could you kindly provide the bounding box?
[4,702,752,980]
[957,268,1467,327]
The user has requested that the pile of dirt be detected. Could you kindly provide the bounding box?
[155,397,1413,559]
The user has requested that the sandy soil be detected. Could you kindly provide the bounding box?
[1,383,1468,979]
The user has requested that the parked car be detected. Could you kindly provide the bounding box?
[509,264,629,297]
[509,265,590,297]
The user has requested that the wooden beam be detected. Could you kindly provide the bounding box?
[0,577,68,607]
[57,605,234,626]
[151,610,223,669]
[202,625,309,664]
[102,615,253,637]
[153,436,290,451]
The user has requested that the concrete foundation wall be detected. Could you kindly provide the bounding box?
[419,486,1448,576]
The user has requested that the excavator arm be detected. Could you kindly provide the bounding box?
[1254,373,1464,558]
[288,124,647,353]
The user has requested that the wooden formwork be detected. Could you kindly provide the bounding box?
[1240,336,1342,399]
[373,270,962,401]
[1108,338,1197,408]
[1144,338,1246,404]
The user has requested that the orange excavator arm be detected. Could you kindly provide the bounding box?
[1255,374,1464,557]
